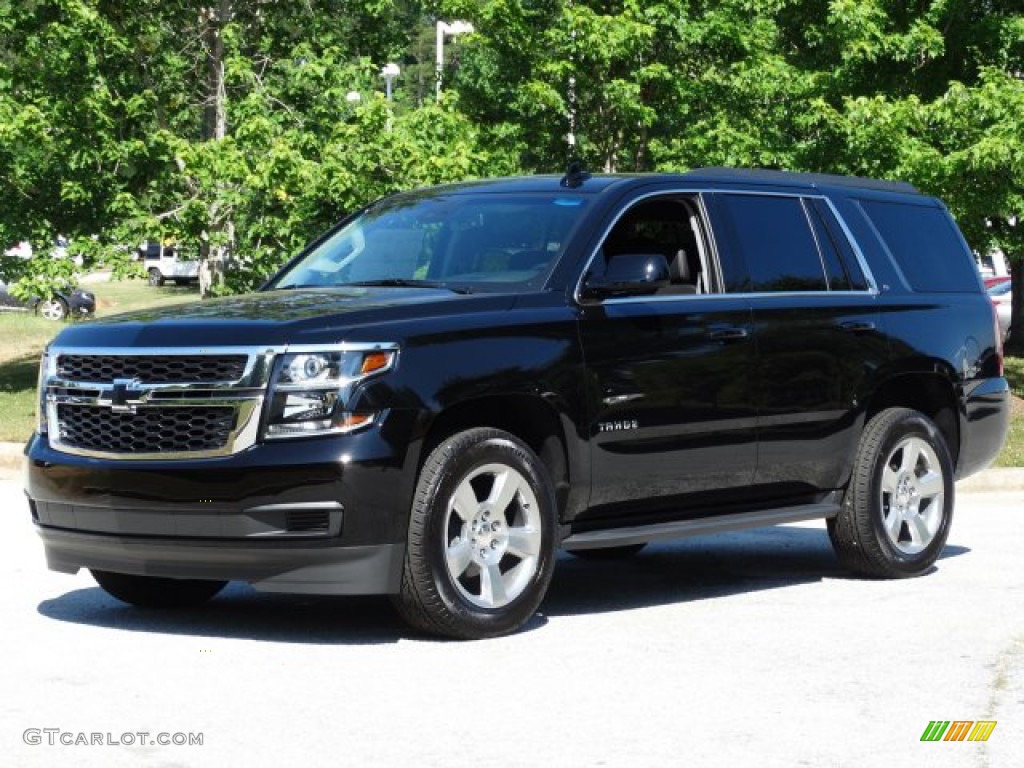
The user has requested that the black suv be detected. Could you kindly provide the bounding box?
[25,169,1010,639]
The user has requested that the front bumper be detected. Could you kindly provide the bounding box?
[36,526,404,594]
[24,411,420,594]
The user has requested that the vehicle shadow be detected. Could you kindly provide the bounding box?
[36,526,969,644]
[37,586,411,646]
[543,525,970,617]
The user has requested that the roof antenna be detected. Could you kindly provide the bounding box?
[559,0,588,189]
[561,159,591,189]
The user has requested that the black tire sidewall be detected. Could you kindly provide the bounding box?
[865,413,954,573]
[418,433,557,637]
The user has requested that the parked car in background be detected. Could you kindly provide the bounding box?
[138,242,199,286]
[984,275,1010,290]
[988,278,1013,340]
[0,278,95,320]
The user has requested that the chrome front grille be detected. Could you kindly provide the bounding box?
[57,354,248,383]
[42,346,275,460]
[56,404,236,454]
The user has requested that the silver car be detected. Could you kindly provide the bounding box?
[988,279,1012,340]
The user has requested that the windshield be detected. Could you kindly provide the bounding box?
[270,192,589,292]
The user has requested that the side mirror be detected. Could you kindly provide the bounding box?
[581,253,670,301]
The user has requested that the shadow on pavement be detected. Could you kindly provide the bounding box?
[37,586,411,645]
[544,525,970,617]
[36,525,969,642]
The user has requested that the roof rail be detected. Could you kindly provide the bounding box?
[687,167,919,195]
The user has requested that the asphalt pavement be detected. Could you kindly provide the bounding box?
[1,475,1021,768]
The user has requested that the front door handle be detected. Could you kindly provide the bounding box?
[708,327,750,342]
[838,320,876,334]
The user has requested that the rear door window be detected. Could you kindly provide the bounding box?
[711,194,828,293]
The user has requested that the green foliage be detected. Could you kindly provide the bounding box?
[1,0,1023,300]
[0,253,78,303]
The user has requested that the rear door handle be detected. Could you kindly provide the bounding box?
[708,327,750,342]
[838,320,876,334]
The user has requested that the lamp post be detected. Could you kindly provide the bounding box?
[435,20,474,101]
[381,63,400,101]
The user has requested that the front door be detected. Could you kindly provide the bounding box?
[576,193,758,521]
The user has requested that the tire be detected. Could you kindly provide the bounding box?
[91,570,227,609]
[392,428,558,639]
[148,268,164,287]
[828,407,954,578]
[36,297,68,321]
[567,543,647,560]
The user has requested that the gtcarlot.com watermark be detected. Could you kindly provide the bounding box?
[23,729,203,747]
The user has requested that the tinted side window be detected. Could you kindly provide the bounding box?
[715,194,827,292]
[807,199,869,290]
[857,199,977,292]
[805,200,851,290]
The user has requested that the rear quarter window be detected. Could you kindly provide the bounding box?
[857,199,977,293]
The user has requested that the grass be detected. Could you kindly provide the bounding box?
[0,278,198,442]
[1,283,1023,468]
[995,357,1024,467]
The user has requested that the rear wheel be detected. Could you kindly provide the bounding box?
[148,268,164,286]
[91,570,227,608]
[392,428,557,639]
[828,407,954,578]
[36,297,68,321]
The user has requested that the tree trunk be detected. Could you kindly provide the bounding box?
[199,0,232,298]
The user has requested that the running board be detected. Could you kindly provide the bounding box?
[561,502,841,551]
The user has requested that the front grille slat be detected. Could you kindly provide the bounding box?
[57,354,248,384]
[57,404,236,454]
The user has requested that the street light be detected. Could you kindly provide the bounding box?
[381,63,400,102]
[436,20,474,101]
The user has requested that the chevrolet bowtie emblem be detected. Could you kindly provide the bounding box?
[109,378,145,413]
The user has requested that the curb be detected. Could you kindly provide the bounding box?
[1,441,1022,492]
[956,467,1024,494]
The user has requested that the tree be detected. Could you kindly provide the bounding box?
[2,0,1023,326]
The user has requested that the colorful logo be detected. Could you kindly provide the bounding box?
[920,721,997,742]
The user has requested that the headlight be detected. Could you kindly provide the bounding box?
[36,350,50,435]
[264,345,396,439]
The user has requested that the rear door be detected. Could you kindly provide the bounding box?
[707,192,887,494]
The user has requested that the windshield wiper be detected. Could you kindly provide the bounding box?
[346,279,472,294]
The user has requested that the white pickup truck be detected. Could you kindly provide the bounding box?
[139,242,199,286]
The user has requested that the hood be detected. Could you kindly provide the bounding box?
[50,287,518,349]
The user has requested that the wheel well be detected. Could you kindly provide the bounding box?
[865,374,960,466]
[421,395,570,515]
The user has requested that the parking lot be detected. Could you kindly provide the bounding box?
[1,472,1021,768]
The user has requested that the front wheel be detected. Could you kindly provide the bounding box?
[148,268,164,287]
[828,407,954,578]
[91,570,227,608]
[392,428,558,639]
